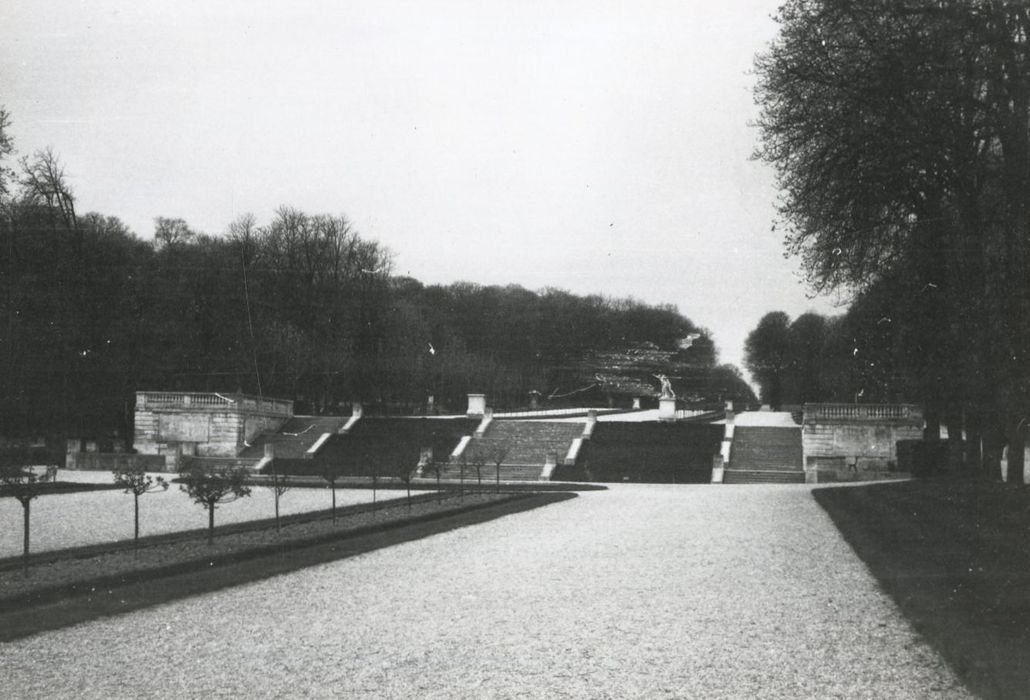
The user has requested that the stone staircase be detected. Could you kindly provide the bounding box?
[723,426,805,484]
[239,415,349,460]
[437,420,584,481]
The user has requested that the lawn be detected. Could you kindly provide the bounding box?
[0,490,575,641]
[814,478,1030,700]
[0,469,410,556]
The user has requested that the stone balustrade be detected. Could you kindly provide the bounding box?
[136,392,293,417]
[803,403,922,424]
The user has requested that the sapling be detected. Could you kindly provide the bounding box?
[113,463,168,555]
[0,447,50,575]
[178,464,252,544]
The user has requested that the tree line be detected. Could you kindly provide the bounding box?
[0,108,730,441]
[753,0,1030,481]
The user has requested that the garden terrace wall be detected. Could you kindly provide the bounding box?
[563,422,723,483]
[133,392,292,464]
[272,417,477,477]
[803,403,923,476]
[65,452,167,472]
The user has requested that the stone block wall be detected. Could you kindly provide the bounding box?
[802,403,923,474]
[133,392,292,465]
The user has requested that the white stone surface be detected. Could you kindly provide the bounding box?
[0,484,970,698]
[732,411,800,427]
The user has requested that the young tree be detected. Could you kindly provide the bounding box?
[0,447,51,574]
[422,454,445,503]
[395,463,415,508]
[269,464,290,534]
[464,442,488,491]
[369,453,381,512]
[178,464,252,544]
[485,442,510,494]
[112,463,168,555]
[322,461,342,524]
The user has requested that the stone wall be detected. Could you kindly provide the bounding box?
[803,403,923,476]
[133,392,292,466]
[66,452,169,472]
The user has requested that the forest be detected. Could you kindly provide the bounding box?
[0,109,751,441]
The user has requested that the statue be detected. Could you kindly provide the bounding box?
[653,374,675,400]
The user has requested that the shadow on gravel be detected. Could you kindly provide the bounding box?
[0,491,576,642]
[814,479,1030,700]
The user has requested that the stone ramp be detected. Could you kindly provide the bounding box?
[0,484,971,698]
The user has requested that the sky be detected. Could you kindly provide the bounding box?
[0,0,842,373]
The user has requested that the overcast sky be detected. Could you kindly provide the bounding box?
[0,0,841,372]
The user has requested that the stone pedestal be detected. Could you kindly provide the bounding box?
[467,393,486,417]
[659,397,676,422]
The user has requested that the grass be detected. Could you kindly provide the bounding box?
[814,478,1030,699]
[0,490,576,641]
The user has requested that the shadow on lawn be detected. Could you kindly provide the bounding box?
[0,491,576,642]
[814,479,1030,700]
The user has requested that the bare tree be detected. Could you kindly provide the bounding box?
[178,464,252,544]
[112,464,168,555]
[0,108,14,203]
[19,147,77,231]
[153,217,196,249]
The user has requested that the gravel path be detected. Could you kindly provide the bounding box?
[0,470,408,557]
[1,484,970,698]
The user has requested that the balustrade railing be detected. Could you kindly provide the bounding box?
[804,403,920,422]
[136,392,292,416]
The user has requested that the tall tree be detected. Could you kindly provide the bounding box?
[755,0,1030,480]
[744,312,793,409]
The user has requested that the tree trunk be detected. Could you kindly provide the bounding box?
[982,416,1006,482]
[207,503,215,545]
[22,498,30,576]
[133,494,140,555]
[1006,415,1027,486]
[496,463,501,494]
[331,483,337,524]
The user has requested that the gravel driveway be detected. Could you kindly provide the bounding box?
[1,484,970,698]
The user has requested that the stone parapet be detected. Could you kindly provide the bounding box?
[136,392,292,417]
[803,403,923,426]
